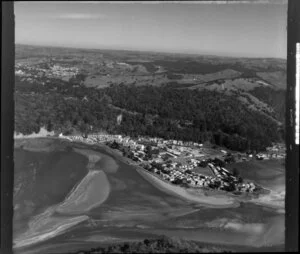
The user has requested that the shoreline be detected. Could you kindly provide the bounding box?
[14,137,279,209]
[136,167,239,208]
[13,137,285,250]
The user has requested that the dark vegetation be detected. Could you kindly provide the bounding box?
[163,82,196,89]
[15,75,119,136]
[70,236,232,253]
[106,85,281,151]
[166,73,184,80]
[15,45,285,153]
[15,71,282,152]
[125,59,285,76]
[144,60,229,74]
[248,86,286,122]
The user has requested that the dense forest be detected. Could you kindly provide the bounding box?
[248,86,286,123]
[69,236,230,253]
[105,85,283,151]
[15,73,283,152]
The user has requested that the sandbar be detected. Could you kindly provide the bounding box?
[14,214,89,249]
[56,170,110,215]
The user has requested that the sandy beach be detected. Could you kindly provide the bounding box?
[14,127,55,139]
[136,168,239,208]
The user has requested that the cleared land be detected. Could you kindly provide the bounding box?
[256,71,286,89]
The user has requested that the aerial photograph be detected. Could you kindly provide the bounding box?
[13,1,286,253]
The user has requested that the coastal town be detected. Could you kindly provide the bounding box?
[59,133,285,194]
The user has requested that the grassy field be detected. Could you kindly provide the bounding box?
[193,166,215,177]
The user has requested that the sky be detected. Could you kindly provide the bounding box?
[14,1,287,58]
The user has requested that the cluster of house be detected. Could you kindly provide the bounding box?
[58,132,259,193]
[255,143,285,160]
[59,133,122,143]
[256,145,285,160]
[207,163,256,192]
[139,137,204,148]
[15,62,79,83]
[147,162,215,188]
[142,158,257,193]
[49,64,79,79]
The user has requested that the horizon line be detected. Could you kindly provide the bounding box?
[15,42,287,60]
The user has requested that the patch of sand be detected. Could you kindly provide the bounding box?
[56,170,110,215]
[14,169,110,249]
[13,214,89,249]
[205,218,264,234]
[14,127,55,139]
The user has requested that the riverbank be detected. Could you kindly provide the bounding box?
[14,137,280,210]
[136,168,239,208]
[59,139,274,208]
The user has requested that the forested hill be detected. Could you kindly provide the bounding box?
[15,73,283,152]
[106,85,283,151]
[14,44,286,152]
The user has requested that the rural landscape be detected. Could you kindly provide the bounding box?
[14,43,286,254]
[13,2,286,254]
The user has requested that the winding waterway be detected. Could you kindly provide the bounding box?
[13,138,285,253]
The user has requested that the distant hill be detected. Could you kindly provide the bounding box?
[14,44,286,151]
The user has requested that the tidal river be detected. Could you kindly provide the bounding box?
[13,138,285,254]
